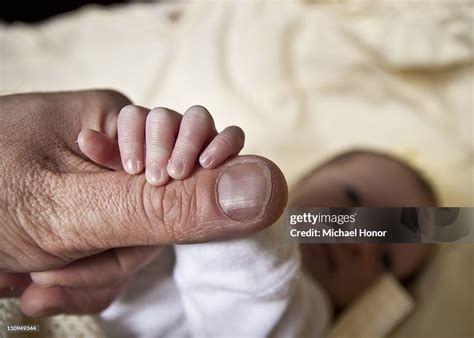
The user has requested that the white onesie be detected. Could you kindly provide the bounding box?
[99,220,331,337]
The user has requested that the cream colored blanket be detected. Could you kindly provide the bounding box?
[1,0,472,204]
[0,1,472,337]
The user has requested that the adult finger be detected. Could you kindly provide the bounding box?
[30,246,162,289]
[20,282,124,317]
[32,155,287,264]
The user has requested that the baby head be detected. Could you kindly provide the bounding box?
[290,150,436,308]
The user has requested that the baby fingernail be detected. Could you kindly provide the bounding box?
[167,159,184,178]
[146,167,166,186]
[200,154,214,168]
[217,163,271,221]
[125,159,142,174]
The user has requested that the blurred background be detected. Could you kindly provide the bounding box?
[0,1,472,337]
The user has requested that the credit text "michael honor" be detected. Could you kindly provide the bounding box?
[290,228,387,238]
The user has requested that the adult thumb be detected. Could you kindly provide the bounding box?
[47,155,287,259]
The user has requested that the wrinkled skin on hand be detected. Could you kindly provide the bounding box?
[0,90,131,271]
[0,90,287,316]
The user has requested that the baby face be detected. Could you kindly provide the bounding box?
[77,105,245,185]
[300,243,427,308]
[290,151,434,308]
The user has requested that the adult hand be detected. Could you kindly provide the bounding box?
[0,90,287,316]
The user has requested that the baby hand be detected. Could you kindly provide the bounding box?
[77,105,245,186]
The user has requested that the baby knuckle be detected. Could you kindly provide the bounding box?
[149,107,179,123]
[186,105,212,122]
[216,132,235,149]
[119,104,142,116]
[121,138,143,154]
[178,139,200,153]
[220,127,245,151]
[230,126,245,141]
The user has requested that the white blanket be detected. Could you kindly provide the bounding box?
[1,0,472,205]
[0,1,472,337]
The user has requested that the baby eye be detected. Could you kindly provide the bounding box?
[379,250,393,270]
[345,186,361,207]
